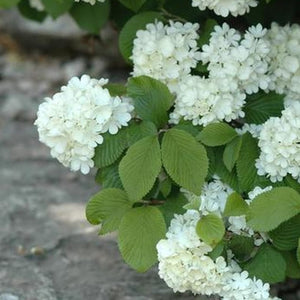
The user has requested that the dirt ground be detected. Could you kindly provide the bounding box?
[0,9,298,300]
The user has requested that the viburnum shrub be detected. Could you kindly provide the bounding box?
[2,0,300,298]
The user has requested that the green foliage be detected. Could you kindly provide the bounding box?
[119,136,161,201]
[119,11,164,62]
[93,130,127,168]
[282,251,300,279]
[119,0,146,12]
[127,76,173,128]
[236,133,259,192]
[244,244,286,284]
[0,0,20,8]
[197,123,238,147]
[223,192,248,217]
[104,83,127,96]
[118,206,166,272]
[223,136,242,172]
[228,236,254,262]
[208,241,225,260]
[95,162,123,189]
[41,0,73,18]
[162,129,208,195]
[86,188,132,232]
[18,0,47,22]
[247,187,300,232]
[297,239,300,266]
[269,214,300,251]
[244,92,284,124]
[197,18,217,48]
[196,213,225,247]
[70,0,110,34]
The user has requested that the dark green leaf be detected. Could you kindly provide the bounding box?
[41,0,73,18]
[223,136,242,172]
[95,162,123,189]
[229,235,254,261]
[18,0,47,22]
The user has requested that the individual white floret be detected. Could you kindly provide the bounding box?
[255,102,300,182]
[35,75,133,174]
[236,123,263,138]
[191,0,258,17]
[131,21,201,92]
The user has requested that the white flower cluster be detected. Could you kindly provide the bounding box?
[131,21,201,93]
[191,0,258,17]
[228,186,272,246]
[35,75,133,174]
[29,0,104,11]
[200,23,271,95]
[182,176,233,215]
[265,23,300,106]
[157,210,277,299]
[256,102,300,182]
[236,123,262,139]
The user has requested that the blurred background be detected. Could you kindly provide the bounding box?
[0,7,299,300]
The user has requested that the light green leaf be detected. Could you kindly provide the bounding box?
[41,0,73,18]
[196,213,225,247]
[224,192,248,217]
[162,129,208,195]
[119,0,146,12]
[269,214,300,251]
[127,76,173,128]
[93,130,127,168]
[236,133,259,192]
[244,92,284,124]
[125,120,157,146]
[118,206,166,272]
[244,244,286,284]
[119,136,161,201]
[95,162,123,189]
[103,83,127,96]
[223,136,242,172]
[86,188,131,233]
[70,0,110,34]
[229,235,254,262]
[197,123,237,147]
[247,187,300,232]
[119,11,164,62]
[0,0,20,8]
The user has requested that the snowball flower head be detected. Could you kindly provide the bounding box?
[265,23,300,106]
[200,23,271,95]
[169,75,246,126]
[35,75,133,174]
[131,21,201,92]
[191,0,258,17]
[256,102,300,182]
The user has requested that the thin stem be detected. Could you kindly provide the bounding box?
[160,8,188,23]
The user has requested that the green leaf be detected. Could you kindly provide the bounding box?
[244,244,286,284]
[159,194,187,227]
[159,177,172,198]
[244,92,284,124]
[198,18,217,48]
[269,214,300,251]
[125,120,157,146]
[197,123,237,147]
[223,136,242,172]
[119,0,146,12]
[127,76,173,128]
[103,83,127,97]
[208,241,225,260]
[247,187,300,232]
[297,239,300,266]
[95,162,123,189]
[282,251,300,279]
[206,147,216,180]
[41,0,73,18]
[162,129,208,195]
[119,11,163,62]
[70,0,110,34]
[86,189,132,233]
[18,0,47,22]
[93,130,127,168]
[173,121,201,137]
[224,192,248,217]
[196,213,225,247]
[119,136,161,201]
[118,206,166,272]
[236,133,259,192]
[0,0,20,8]
[284,175,300,193]
[229,235,254,262]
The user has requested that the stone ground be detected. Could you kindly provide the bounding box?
[0,9,298,300]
